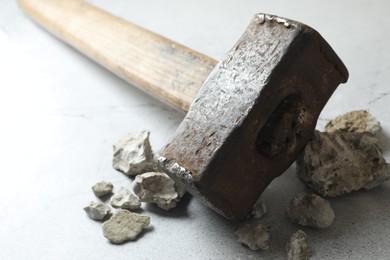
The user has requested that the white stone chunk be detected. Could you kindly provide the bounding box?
[286,193,334,228]
[133,172,179,210]
[102,210,150,244]
[112,131,156,176]
[252,196,267,219]
[110,187,141,210]
[235,223,269,251]
[286,230,311,260]
[92,181,113,198]
[325,110,382,135]
[83,201,111,221]
[297,131,390,197]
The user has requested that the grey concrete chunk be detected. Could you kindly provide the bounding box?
[133,172,179,210]
[365,164,390,190]
[92,181,113,198]
[286,230,311,260]
[252,196,267,219]
[83,201,111,221]
[325,110,382,134]
[287,193,334,228]
[110,187,141,210]
[102,210,150,244]
[235,223,269,251]
[297,131,390,197]
[112,131,156,176]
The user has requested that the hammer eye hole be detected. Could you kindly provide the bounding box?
[255,94,304,158]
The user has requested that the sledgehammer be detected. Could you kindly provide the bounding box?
[18,0,348,220]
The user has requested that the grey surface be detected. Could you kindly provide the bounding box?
[0,0,389,259]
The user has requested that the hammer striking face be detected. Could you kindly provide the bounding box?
[158,14,348,220]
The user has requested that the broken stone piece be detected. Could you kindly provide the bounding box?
[175,182,187,198]
[92,181,113,198]
[133,172,179,210]
[252,196,267,219]
[325,110,381,135]
[365,164,390,190]
[296,130,390,197]
[83,201,111,221]
[235,223,269,251]
[110,187,141,210]
[102,209,150,244]
[286,230,311,260]
[287,193,334,228]
[112,131,156,176]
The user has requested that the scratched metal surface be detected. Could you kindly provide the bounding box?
[1,0,390,259]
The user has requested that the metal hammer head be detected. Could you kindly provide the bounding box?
[158,13,348,220]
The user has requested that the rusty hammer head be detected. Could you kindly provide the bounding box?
[158,13,348,220]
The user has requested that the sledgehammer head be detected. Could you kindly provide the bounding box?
[158,14,348,220]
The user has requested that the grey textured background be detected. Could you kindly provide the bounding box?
[0,0,389,259]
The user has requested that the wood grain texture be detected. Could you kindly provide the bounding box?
[17,0,217,112]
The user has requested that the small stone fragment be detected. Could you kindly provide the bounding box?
[175,183,187,198]
[102,209,150,244]
[112,131,156,176]
[252,196,267,219]
[286,230,311,260]
[92,181,113,198]
[235,223,269,251]
[287,193,334,228]
[83,201,111,221]
[297,131,390,197]
[325,110,382,135]
[133,172,179,210]
[110,187,141,210]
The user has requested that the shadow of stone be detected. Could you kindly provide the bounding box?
[97,192,113,203]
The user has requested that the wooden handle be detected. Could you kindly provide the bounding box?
[17,0,217,112]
